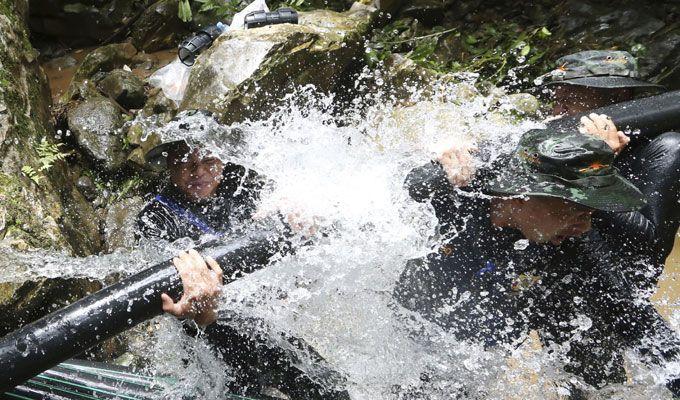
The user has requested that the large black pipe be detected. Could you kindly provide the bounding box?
[0,228,288,391]
[547,89,680,138]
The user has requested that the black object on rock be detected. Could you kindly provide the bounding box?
[244,8,299,29]
[178,23,226,66]
[0,228,289,392]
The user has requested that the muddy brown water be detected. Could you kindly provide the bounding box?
[653,231,680,327]
[41,47,177,103]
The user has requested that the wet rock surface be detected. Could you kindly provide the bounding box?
[0,0,101,255]
[103,196,146,252]
[181,6,376,123]
[129,0,188,52]
[97,69,148,110]
[67,96,127,170]
[67,42,139,100]
[0,0,103,337]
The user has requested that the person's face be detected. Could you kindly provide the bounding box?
[167,145,225,202]
[510,197,593,245]
[551,84,634,116]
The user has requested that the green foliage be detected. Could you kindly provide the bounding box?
[191,0,243,21]
[367,18,557,89]
[21,138,70,185]
[178,0,193,22]
[278,0,306,9]
[111,175,145,202]
[21,165,42,185]
[178,0,308,24]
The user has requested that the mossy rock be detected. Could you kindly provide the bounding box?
[66,42,139,101]
[98,69,148,110]
[0,0,101,256]
[67,95,127,171]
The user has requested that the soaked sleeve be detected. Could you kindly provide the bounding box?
[405,161,463,222]
[594,132,680,261]
[405,161,452,203]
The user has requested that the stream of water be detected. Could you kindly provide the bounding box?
[2,74,679,399]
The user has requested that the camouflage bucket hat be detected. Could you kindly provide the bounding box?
[484,128,646,212]
[144,109,244,171]
[540,50,664,92]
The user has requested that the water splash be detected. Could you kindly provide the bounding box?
[2,74,677,399]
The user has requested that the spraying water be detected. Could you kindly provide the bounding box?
[1,75,676,399]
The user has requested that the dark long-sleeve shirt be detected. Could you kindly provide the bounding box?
[136,163,265,242]
[396,161,558,346]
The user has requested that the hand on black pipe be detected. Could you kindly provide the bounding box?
[161,249,224,326]
[579,113,630,154]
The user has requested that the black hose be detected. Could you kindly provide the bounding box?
[546,90,680,138]
[0,228,287,391]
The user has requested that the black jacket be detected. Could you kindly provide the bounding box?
[395,161,558,346]
[136,163,265,242]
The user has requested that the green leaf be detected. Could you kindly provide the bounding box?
[520,44,531,56]
[465,35,478,45]
[538,26,552,38]
[178,0,192,22]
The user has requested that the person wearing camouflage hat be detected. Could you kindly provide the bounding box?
[534,50,680,394]
[540,50,664,92]
[393,125,645,347]
[394,50,680,394]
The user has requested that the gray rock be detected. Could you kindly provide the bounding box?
[502,93,540,117]
[98,69,147,110]
[0,0,102,337]
[103,196,145,252]
[130,0,188,52]
[380,53,439,98]
[142,87,178,122]
[67,42,138,101]
[76,175,98,201]
[67,97,126,171]
[181,6,377,124]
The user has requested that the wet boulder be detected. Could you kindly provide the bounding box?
[97,69,148,110]
[498,93,540,117]
[67,96,127,171]
[103,196,146,252]
[67,42,139,101]
[129,0,188,52]
[181,4,377,124]
[141,87,178,121]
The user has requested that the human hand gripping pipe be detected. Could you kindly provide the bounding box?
[0,227,291,391]
[546,89,680,139]
[408,90,680,201]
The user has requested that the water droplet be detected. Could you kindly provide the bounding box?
[514,239,529,250]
